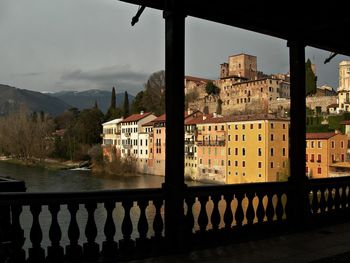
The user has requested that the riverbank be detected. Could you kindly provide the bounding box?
[0,157,81,171]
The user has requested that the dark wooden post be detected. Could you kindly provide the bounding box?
[287,40,309,228]
[163,0,187,252]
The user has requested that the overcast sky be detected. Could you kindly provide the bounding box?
[0,0,349,96]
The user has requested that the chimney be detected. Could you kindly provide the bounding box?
[203,115,207,120]
[187,109,192,115]
[213,112,217,118]
[140,111,144,115]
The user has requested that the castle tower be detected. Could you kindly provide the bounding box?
[338,61,350,112]
[228,54,257,80]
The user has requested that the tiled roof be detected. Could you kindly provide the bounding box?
[341,120,350,125]
[306,132,337,140]
[153,114,166,123]
[120,112,152,123]
[186,114,289,125]
[185,75,213,83]
[327,103,338,108]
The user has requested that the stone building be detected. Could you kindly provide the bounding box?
[338,61,350,112]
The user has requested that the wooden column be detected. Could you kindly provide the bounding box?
[287,40,309,228]
[163,0,187,251]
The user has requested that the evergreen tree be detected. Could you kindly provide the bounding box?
[305,59,317,96]
[131,91,146,114]
[123,91,130,117]
[111,86,116,109]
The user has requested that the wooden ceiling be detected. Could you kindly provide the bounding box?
[120,0,350,56]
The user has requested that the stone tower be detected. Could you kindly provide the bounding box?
[228,54,257,80]
[338,61,350,112]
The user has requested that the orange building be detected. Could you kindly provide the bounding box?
[306,132,348,178]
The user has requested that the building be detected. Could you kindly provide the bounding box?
[101,118,123,161]
[338,61,350,112]
[306,132,347,178]
[226,114,289,184]
[120,112,157,158]
[220,54,257,80]
[196,114,227,183]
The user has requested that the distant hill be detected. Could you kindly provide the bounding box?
[49,90,134,113]
[0,84,70,116]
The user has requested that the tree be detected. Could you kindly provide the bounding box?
[142,70,165,115]
[131,91,146,114]
[123,91,130,117]
[305,59,317,96]
[105,86,122,121]
[205,82,220,95]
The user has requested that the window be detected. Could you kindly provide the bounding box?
[200,159,202,164]
[282,148,286,156]
[221,125,224,131]
[228,148,231,155]
[317,167,322,174]
[270,162,274,168]
[342,154,345,162]
[250,124,253,129]
[258,134,262,141]
[242,135,246,141]
[311,154,315,162]
[270,148,274,156]
[332,154,335,162]
[140,140,142,146]
[235,125,238,130]
[311,141,314,148]
[258,162,262,168]
[235,135,238,141]
[242,148,246,156]
[318,141,322,148]
[215,126,217,131]
[258,148,262,156]
[283,134,286,141]
[221,160,224,166]
[242,161,245,167]
[306,154,308,162]
[341,141,344,148]
[331,141,335,148]
[317,154,321,162]
[283,123,286,129]
[235,148,238,155]
[235,161,238,167]
[228,160,231,166]
[258,123,262,129]
[242,124,245,130]
[270,123,274,129]
[228,135,231,141]
[208,126,211,131]
[208,159,211,166]
[270,134,274,141]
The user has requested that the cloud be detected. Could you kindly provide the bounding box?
[57,65,153,95]
[11,72,45,77]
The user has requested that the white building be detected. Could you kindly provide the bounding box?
[338,61,350,112]
[101,118,123,161]
[120,111,157,158]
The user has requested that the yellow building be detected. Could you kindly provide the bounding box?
[226,115,289,184]
[306,132,347,178]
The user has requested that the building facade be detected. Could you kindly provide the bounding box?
[101,118,123,161]
[306,132,348,178]
[338,61,350,112]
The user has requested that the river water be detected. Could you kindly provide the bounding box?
[0,161,205,251]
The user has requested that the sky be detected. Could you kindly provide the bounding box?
[0,0,349,96]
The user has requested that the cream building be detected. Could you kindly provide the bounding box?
[338,61,350,112]
[101,118,123,161]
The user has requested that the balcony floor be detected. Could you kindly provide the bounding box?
[131,222,350,263]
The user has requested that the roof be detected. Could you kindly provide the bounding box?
[102,118,123,126]
[341,120,350,125]
[185,75,213,83]
[306,132,337,140]
[185,113,289,125]
[120,112,152,123]
[327,103,339,109]
[120,1,350,56]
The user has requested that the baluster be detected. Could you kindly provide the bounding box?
[341,186,347,210]
[152,199,164,240]
[275,192,284,222]
[210,195,221,231]
[319,188,326,214]
[27,205,45,263]
[119,200,134,257]
[185,196,195,235]
[327,187,334,212]
[136,199,150,254]
[66,203,82,261]
[102,201,118,261]
[256,192,265,224]
[83,202,99,262]
[197,196,209,233]
[246,192,255,225]
[47,204,63,263]
[265,194,274,223]
[223,194,233,229]
[10,205,25,263]
[334,187,341,212]
[234,192,244,227]
[311,188,319,215]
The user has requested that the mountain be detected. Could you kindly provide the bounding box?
[50,89,134,113]
[0,84,70,116]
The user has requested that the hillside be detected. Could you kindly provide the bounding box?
[50,90,134,113]
[0,84,70,116]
